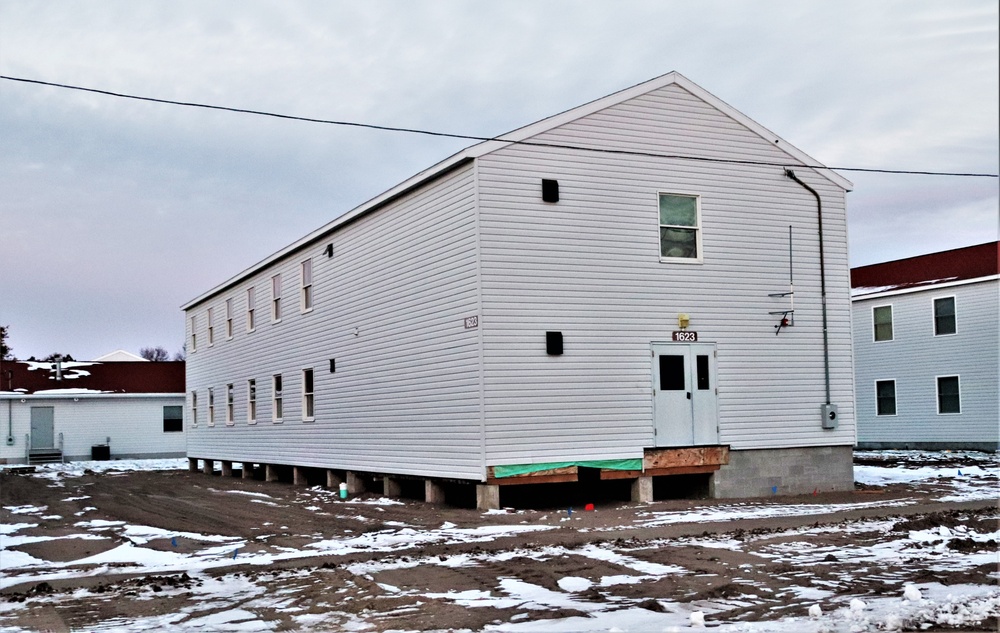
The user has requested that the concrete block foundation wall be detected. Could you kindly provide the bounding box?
[710,446,854,498]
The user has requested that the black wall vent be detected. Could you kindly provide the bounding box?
[546,331,563,355]
[329,358,336,373]
[324,244,334,258]
[542,179,559,203]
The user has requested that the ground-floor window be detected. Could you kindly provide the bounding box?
[875,380,896,416]
[936,376,961,414]
[273,374,283,422]
[163,406,183,433]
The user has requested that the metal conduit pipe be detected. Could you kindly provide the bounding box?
[785,168,831,406]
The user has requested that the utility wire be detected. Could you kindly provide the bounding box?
[3,75,997,179]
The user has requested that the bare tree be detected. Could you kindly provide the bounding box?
[140,346,171,362]
[41,353,75,362]
[0,325,13,361]
[173,345,186,362]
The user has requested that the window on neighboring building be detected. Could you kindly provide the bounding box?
[246,286,256,332]
[302,368,314,421]
[208,387,215,426]
[934,296,956,336]
[190,315,197,352]
[873,305,893,341]
[272,374,283,422]
[247,379,257,424]
[163,405,183,433]
[301,259,313,312]
[226,383,234,425]
[658,193,701,261]
[190,391,198,426]
[207,307,214,346]
[937,376,961,414]
[875,380,896,416]
[272,274,282,322]
[226,298,234,339]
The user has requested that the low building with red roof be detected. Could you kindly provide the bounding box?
[0,359,186,464]
[851,242,998,451]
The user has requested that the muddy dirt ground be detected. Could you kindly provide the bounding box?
[1,452,997,632]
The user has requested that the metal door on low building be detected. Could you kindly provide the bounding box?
[30,406,55,449]
[652,343,718,446]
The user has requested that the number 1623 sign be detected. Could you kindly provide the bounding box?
[672,331,698,342]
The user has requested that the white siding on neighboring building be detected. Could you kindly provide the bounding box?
[0,395,185,462]
[854,278,999,449]
[477,83,855,466]
[184,164,484,479]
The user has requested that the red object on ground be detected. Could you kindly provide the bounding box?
[585,503,595,511]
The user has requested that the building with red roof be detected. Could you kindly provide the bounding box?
[852,242,998,450]
[0,359,186,464]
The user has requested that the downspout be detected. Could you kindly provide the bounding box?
[785,169,831,406]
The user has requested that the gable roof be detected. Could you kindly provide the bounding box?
[0,361,185,396]
[92,349,148,362]
[183,72,852,310]
[851,241,999,297]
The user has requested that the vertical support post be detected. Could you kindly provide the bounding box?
[188,458,199,473]
[202,459,214,476]
[346,471,365,494]
[476,484,500,511]
[242,463,254,479]
[631,477,653,503]
[425,479,446,504]
[326,469,343,489]
[293,466,307,486]
[221,461,233,477]
[383,476,402,497]
[265,464,279,482]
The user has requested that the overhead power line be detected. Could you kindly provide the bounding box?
[2,75,997,179]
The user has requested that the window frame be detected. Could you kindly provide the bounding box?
[872,304,893,342]
[272,374,283,423]
[874,379,896,416]
[207,387,215,427]
[302,368,315,422]
[271,274,282,323]
[225,298,234,339]
[246,286,256,333]
[190,391,198,427]
[207,307,214,346]
[301,259,313,313]
[226,383,235,426]
[163,405,183,433]
[936,375,961,415]
[190,315,197,352]
[933,296,957,337]
[657,191,703,264]
[247,379,257,425]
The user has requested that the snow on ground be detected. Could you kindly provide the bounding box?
[1,451,997,631]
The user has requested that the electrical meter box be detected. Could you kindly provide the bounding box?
[821,403,839,429]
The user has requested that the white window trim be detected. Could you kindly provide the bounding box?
[302,368,315,422]
[207,307,215,347]
[271,274,282,323]
[935,374,961,415]
[932,295,957,337]
[657,190,704,264]
[226,298,234,340]
[190,391,198,427]
[190,315,197,352]
[272,374,283,423]
[207,387,215,427]
[301,259,314,314]
[246,287,257,333]
[872,304,893,342]
[225,384,235,426]
[874,379,897,417]
[247,379,257,425]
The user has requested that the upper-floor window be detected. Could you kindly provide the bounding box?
[658,193,701,261]
[301,259,313,312]
[225,298,234,339]
[933,297,956,336]
[190,315,197,352]
[873,305,893,342]
[937,376,961,414]
[246,287,256,332]
[208,387,215,427]
[163,405,183,433]
[875,380,896,416]
[207,308,215,346]
[302,368,315,421]
[271,274,282,322]
[247,379,257,424]
[272,374,283,422]
[190,391,198,427]
[226,383,235,426]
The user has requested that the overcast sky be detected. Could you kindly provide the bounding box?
[1,1,997,361]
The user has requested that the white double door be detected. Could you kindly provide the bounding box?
[651,342,718,447]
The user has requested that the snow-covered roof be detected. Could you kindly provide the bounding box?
[182,72,852,310]
[0,361,184,396]
[851,241,999,298]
